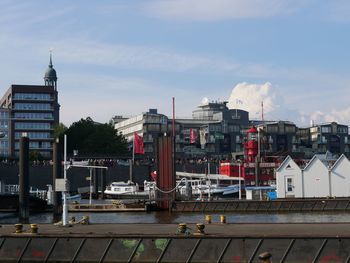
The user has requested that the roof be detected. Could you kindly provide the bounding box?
[276,155,295,172]
[303,155,328,171]
[44,53,57,80]
[329,154,349,170]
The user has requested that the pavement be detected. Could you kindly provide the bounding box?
[2,222,350,238]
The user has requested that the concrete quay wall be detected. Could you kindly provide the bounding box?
[172,198,350,213]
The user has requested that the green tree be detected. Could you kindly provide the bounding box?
[53,123,67,140]
[29,150,43,162]
[65,117,128,155]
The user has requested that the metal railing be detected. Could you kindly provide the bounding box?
[3,184,47,200]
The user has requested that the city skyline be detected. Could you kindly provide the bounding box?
[0,0,349,126]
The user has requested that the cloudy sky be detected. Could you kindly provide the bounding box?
[0,0,350,126]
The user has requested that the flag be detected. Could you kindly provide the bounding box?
[190,128,197,144]
[236,99,243,105]
[134,132,144,154]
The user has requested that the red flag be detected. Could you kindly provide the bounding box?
[134,132,144,154]
[190,129,197,144]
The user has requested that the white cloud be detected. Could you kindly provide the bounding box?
[228,82,276,118]
[227,82,308,123]
[310,108,350,125]
[227,82,350,126]
[143,0,308,21]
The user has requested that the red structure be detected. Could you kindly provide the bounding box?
[219,126,279,186]
[155,136,175,210]
[245,126,259,163]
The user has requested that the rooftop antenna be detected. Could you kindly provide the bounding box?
[261,101,264,124]
[49,48,53,66]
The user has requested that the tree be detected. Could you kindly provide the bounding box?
[65,117,128,155]
[29,150,43,162]
[53,123,67,140]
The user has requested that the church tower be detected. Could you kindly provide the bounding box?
[44,52,57,90]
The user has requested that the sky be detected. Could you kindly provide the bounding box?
[0,0,350,127]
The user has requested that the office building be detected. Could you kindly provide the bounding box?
[0,55,60,158]
[114,101,249,158]
[0,108,10,157]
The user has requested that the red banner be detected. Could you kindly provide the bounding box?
[134,132,144,154]
[190,128,197,144]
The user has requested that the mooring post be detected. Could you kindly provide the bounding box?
[53,139,63,219]
[19,135,29,223]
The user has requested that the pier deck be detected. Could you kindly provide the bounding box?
[1,223,350,262]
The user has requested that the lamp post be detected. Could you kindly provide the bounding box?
[62,134,68,226]
[238,160,242,200]
[89,168,93,205]
[60,135,108,226]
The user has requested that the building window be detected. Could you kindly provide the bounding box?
[15,132,51,139]
[14,103,52,110]
[0,111,9,118]
[285,126,295,133]
[14,112,53,120]
[287,178,294,192]
[267,126,278,133]
[321,127,331,133]
[0,121,8,129]
[15,122,51,130]
[13,93,52,100]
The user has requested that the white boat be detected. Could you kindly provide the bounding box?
[176,172,244,197]
[104,180,139,196]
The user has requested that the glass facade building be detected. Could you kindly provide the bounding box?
[0,108,10,157]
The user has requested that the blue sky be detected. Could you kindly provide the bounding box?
[0,0,350,126]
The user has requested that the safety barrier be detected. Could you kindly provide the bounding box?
[0,236,349,262]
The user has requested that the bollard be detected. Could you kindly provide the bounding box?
[258,252,272,263]
[220,215,226,224]
[81,216,89,225]
[196,223,205,234]
[15,224,23,233]
[69,216,76,224]
[205,215,212,224]
[177,223,187,234]
[30,224,38,234]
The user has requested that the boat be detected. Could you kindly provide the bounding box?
[104,180,154,199]
[176,172,244,198]
[104,180,139,195]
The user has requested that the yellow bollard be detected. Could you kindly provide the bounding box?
[196,223,205,234]
[205,215,212,224]
[15,224,23,233]
[30,224,38,234]
[220,215,226,224]
[81,216,90,225]
[177,223,187,234]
